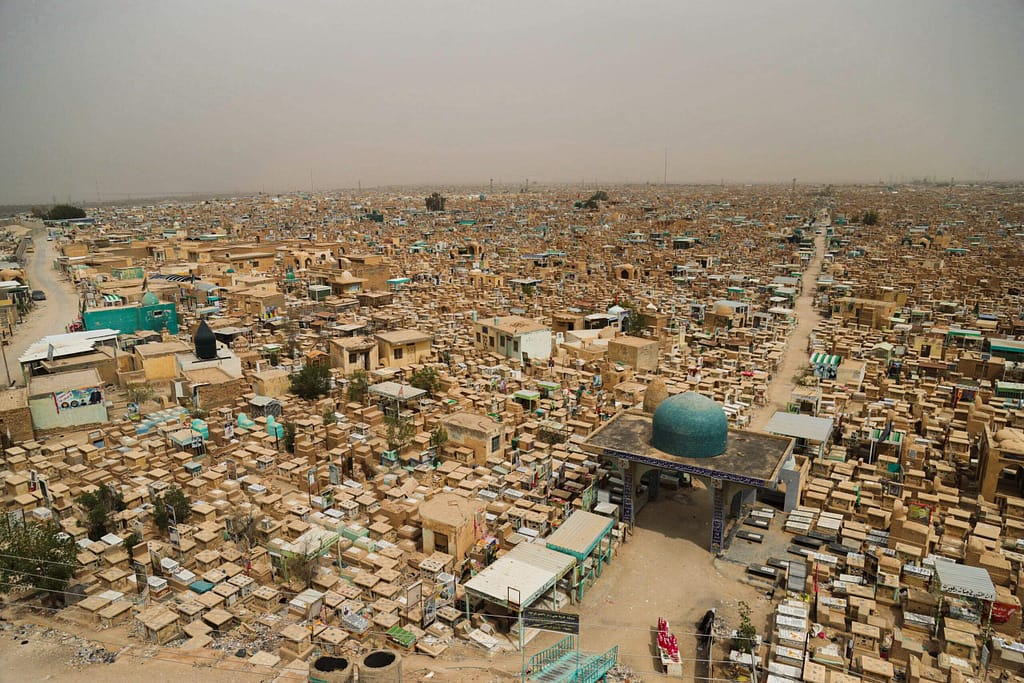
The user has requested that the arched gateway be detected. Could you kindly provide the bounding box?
[582,381,797,554]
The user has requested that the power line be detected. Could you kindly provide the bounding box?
[2,582,752,671]
[7,627,750,683]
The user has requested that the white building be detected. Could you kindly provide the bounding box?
[472,315,552,362]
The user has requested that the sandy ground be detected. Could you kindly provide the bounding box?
[750,228,825,430]
[4,224,80,387]
[0,487,774,682]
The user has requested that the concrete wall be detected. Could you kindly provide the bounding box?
[0,405,34,442]
[29,395,107,430]
[607,338,660,372]
[84,303,179,335]
[519,328,552,361]
[141,354,179,382]
[377,340,430,369]
[253,372,291,398]
[195,378,246,410]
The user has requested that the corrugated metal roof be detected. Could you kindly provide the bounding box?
[545,510,614,560]
[464,542,575,608]
[932,559,995,601]
[19,329,121,363]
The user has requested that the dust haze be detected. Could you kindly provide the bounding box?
[1,0,1022,203]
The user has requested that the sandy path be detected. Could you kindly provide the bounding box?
[750,227,825,430]
[3,224,80,386]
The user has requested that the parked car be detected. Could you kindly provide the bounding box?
[31,290,46,301]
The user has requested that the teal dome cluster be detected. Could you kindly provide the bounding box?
[651,391,728,458]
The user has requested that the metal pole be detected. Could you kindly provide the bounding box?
[575,632,580,682]
[0,336,10,386]
[518,605,526,683]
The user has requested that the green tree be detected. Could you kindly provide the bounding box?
[290,363,331,400]
[384,414,416,452]
[323,408,338,425]
[410,366,440,397]
[125,382,156,405]
[226,510,258,550]
[733,601,757,654]
[618,300,646,336]
[429,423,449,452]
[123,530,142,554]
[0,521,77,604]
[347,369,369,404]
[78,486,126,540]
[425,192,446,212]
[282,316,300,359]
[46,204,86,220]
[581,190,609,210]
[152,486,192,533]
[283,420,297,453]
[862,210,879,226]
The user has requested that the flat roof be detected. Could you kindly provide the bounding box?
[134,340,191,357]
[368,381,426,402]
[545,510,614,560]
[29,368,102,396]
[442,411,501,432]
[608,336,658,348]
[482,315,548,334]
[464,542,575,609]
[991,338,1024,353]
[375,329,430,344]
[764,412,835,443]
[0,387,28,411]
[582,410,792,487]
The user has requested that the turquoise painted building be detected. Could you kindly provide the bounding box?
[83,292,179,335]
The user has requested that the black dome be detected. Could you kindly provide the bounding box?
[194,320,217,360]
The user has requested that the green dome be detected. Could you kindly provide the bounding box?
[141,291,159,306]
[651,391,728,458]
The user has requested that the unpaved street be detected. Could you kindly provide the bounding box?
[4,224,80,386]
[750,227,825,430]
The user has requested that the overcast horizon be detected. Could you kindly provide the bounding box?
[2,1,1022,205]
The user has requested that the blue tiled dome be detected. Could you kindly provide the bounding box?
[651,391,728,458]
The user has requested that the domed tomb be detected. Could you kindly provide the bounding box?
[651,391,728,459]
[642,378,668,414]
[194,320,217,360]
[141,291,159,306]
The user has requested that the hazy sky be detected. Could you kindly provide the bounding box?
[1,1,1022,204]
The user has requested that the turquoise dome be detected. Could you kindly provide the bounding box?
[651,391,728,458]
[141,291,159,306]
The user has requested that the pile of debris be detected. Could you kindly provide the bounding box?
[605,663,642,682]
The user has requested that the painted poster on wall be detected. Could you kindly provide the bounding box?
[54,387,103,413]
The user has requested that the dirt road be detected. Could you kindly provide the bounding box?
[750,228,826,430]
[3,224,80,386]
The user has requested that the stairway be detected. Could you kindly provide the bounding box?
[527,635,618,683]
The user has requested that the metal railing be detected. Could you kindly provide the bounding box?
[577,645,617,683]
[527,635,576,673]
